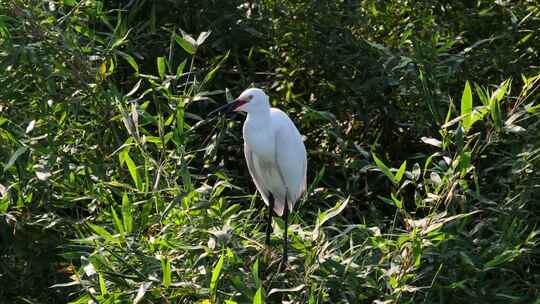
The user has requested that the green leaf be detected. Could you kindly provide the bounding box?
[484,249,520,270]
[111,207,125,236]
[175,35,196,55]
[157,56,166,79]
[202,51,230,86]
[176,59,187,77]
[319,197,349,227]
[391,192,403,209]
[313,197,350,240]
[122,53,139,73]
[251,258,261,289]
[123,151,141,190]
[111,28,131,49]
[63,0,77,6]
[4,146,28,172]
[461,81,473,130]
[395,160,407,183]
[210,254,225,300]
[161,256,171,287]
[98,273,107,295]
[490,79,510,130]
[372,153,395,183]
[459,151,471,177]
[122,193,133,233]
[0,194,8,213]
[253,287,264,304]
[88,224,117,244]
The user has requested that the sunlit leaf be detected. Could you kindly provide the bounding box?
[313,197,350,240]
[133,282,152,304]
[176,59,187,77]
[268,284,305,296]
[122,193,133,233]
[372,153,395,184]
[88,224,117,244]
[253,287,264,304]
[161,256,171,287]
[175,33,196,55]
[121,53,139,73]
[210,254,224,300]
[196,31,211,45]
[421,137,442,148]
[395,160,407,183]
[461,81,473,130]
[111,207,124,236]
[157,56,166,79]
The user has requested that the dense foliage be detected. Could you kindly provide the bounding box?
[1,0,539,303]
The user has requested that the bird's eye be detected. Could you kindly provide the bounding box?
[248,95,253,100]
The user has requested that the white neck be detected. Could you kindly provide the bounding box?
[245,107,271,127]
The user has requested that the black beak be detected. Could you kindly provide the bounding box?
[208,99,247,118]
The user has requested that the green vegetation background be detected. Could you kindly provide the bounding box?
[1,0,539,303]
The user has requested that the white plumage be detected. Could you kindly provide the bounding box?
[243,105,307,216]
[210,87,307,265]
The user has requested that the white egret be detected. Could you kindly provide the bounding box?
[210,88,307,265]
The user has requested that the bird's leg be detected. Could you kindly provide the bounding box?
[266,193,274,246]
[282,199,289,266]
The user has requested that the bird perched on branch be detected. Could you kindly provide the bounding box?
[209,88,307,266]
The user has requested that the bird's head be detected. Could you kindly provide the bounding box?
[208,88,270,117]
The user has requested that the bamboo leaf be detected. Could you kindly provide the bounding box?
[88,224,117,244]
[175,34,196,55]
[372,153,395,183]
[161,256,171,287]
[421,137,442,148]
[176,59,187,77]
[395,160,407,183]
[98,273,107,295]
[202,51,229,86]
[196,31,211,46]
[313,197,350,240]
[157,56,166,79]
[122,53,139,73]
[253,287,264,304]
[210,254,225,300]
[111,207,125,236]
[122,193,133,233]
[123,151,141,190]
[461,81,473,130]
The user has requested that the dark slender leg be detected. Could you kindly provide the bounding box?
[282,199,289,265]
[266,193,274,246]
